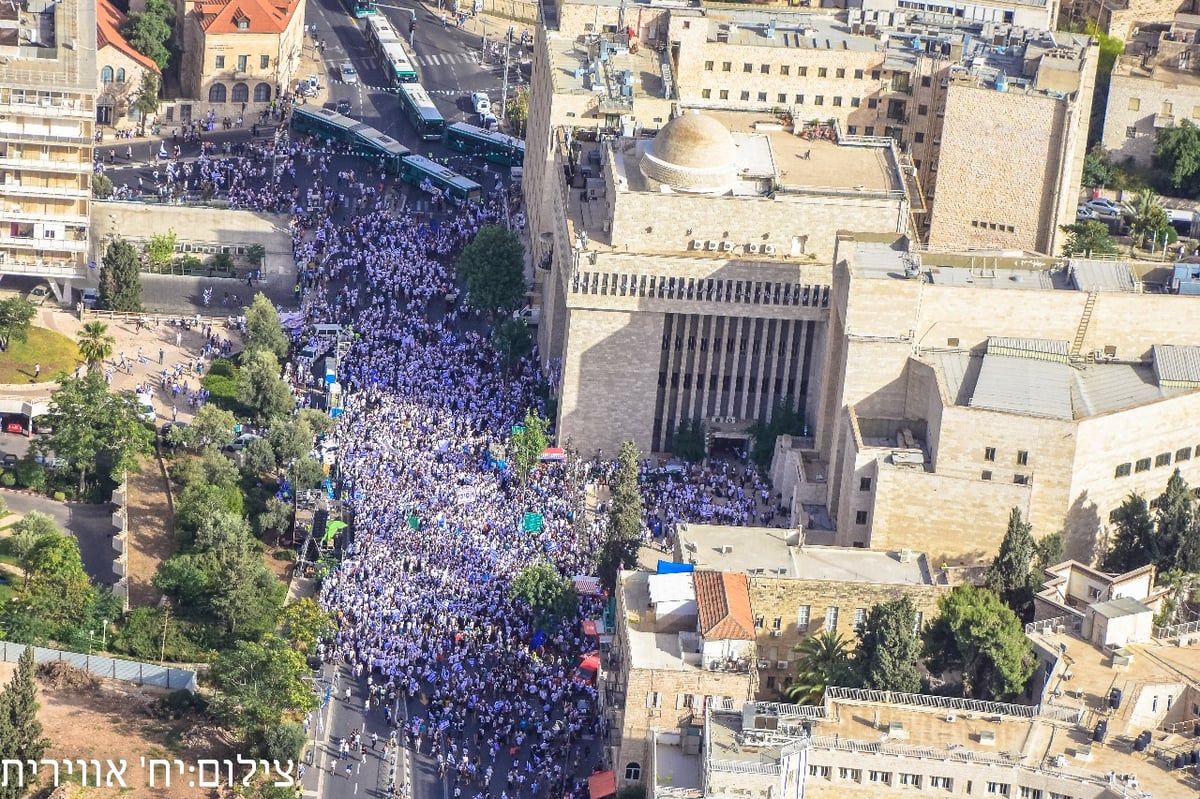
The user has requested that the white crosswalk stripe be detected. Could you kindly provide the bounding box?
[413,52,480,67]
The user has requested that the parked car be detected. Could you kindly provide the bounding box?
[335,97,353,116]
[1084,198,1130,217]
[32,421,52,434]
[26,285,50,306]
[1077,205,1101,222]
[3,421,24,435]
[80,287,99,308]
[223,433,261,452]
[1,454,17,468]
[340,64,359,85]
[471,92,491,115]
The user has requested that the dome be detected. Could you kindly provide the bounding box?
[640,113,737,193]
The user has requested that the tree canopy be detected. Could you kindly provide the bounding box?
[236,349,294,422]
[923,584,1033,701]
[121,0,173,70]
[597,441,643,592]
[0,298,36,352]
[986,508,1036,620]
[1059,221,1117,257]
[76,321,115,369]
[456,225,526,317]
[244,294,290,361]
[787,630,854,704]
[210,634,316,732]
[98,239,143,312]
[510,407,550,481]
[509,563,577,629]
[145,229,177,271]
[0,646,46,799]
[1101,470,1200,574]
[1155,118,1200,198]
[854,597,922,693]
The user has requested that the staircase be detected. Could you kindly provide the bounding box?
[1070,290,1098,362]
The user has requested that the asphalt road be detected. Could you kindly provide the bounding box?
[0,490,118,585]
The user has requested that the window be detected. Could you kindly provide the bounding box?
[984,447,996,461]
[1019,790,1043,799]
[921,76,932,87]
[260,55,270,69]
[215,55,226,69]
[851,97,861,107]
[645,693,661,708]
[760,63,770,74]
[918,103,929,115]
[865,126,874,135]
[100,66,114,83]
[839,768,861,781]
[817,67,828,77]
[853,608,867,629]
[116,68,126,82]
[758,92,767,102]
[797,606,811,629]
[855,510,868,525]
[780,65,790,76]
[254,83,271,102]
[704,60,714,71]
[722,62,732,72]
[237,55,248,72]
[859,477,872,491]
[930,776,953,790]
[814,95,824,105]
[899,774,922,787]
[1177,447,1192,462]
[1115,463,1132,478]
[833,96,843,106]
[778,94,787,103]
[719,90,729,100]
[1136,457,1151,472]
[798,66,808,76]
[740,91,750,101]
[824,606,839,630]
[1017,450,1029,466]
[702,89,712,99]
[872,70,881,80]
[836,68,845,78]
[236,17,249,29]
[1013,474,1029,485]
[624,763,641,782]
[848,125,858,134]
[1088,586,1101,599]
[209,83,227,103]
[766,675,776,689]
[744,63,753,73]
[754,614,764,629]
[231,82,249,103]
[1156,452,1172,467]
[987,783,1010,796]
[914,132,924,143]
[854,69,864,79]
[772,616,782,630]
[809,765,830,778]
[982,470,993,481]
[1127,126,1138,139]
[868,98,879,109]
[795,94,804,104]
[868,771,891,785]
[912,612,923,635]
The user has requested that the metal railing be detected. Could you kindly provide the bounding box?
[0,640,197,691]
[826,686,1041,719]
[707,758,781,776]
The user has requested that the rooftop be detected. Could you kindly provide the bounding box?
[693,571,755,641]
[544,31,666,103]
[676,524,933,584]
[0,0,97,94]
[97,0,160,74]
[191,0,301,35]
[703,12,882,53]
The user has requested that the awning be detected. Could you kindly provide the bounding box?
[573,575,602,596]
[588,770,616,799]
[541,447,567,462]
[582,620,598,636]
[657,560,694,574]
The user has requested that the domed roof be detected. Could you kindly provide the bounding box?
[640,113,737,193]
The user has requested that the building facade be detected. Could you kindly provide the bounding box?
[0,0,95,295]
[97,0,162,129]
[179,0,303,117]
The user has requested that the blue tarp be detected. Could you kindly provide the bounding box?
[657,560,694,575]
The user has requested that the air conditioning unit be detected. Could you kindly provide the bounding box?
[718,545,733,554]
[693,239,707,250]
[776,661,789,670]
[757,659,770,669]
[899,548,912,563]
[706,240,719,251]
[770,630,783,638]
[720,241,734,252]
[711,416,722,424]
[764,244,777,256]
[747,243,760,254]
[726,416,736,424]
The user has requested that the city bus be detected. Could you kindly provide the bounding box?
[444,121,525,167]
[398,154,482,204]
[365,16,418,84]
[397,83,445,140]
[290,106,366,145]
[352,127,410,175]
[343,0,376,17]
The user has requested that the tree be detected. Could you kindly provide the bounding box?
[853,597,921,693]
[510,563,577,629]
[268,417,315,468]
[510,407,549,481]
[1155,118,1200,198]
[237,349,294,422]
[986,508,1036,620]
[297,408,334,440]
[281,598,332,655]
[144,229,177,272]
[8,512,60,589]
[0,646,47,799]
[244,294,289,361]
[24,533,95,635]
[98,239,143,312]
[1102,493,1155,573]
[671,418,706,463]
[190,404,237,449]
[787,630,853,704]
[493,317,533,371]
[210,634,317,732]
[456,225,526,317]
[77,321,115,369]
[1155,469,1194,572]
[1082,146,1113,189]
[1126,189,1176,252]
[923,584,1033,701]
[289,457,325,490]
[42,373,156,493]
[0,298,36,352]
[121,0,173,71]
[506,87,529,137]
[246,243,267,268]
[244,437,278,476]
[598,441,644,591]
[747,397,805,469]
[1059,221,1117,257]
[92,173,114,199]
[132,70,160,123]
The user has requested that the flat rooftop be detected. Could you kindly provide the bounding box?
[676,524,932,584]
[0,0,97,93]
[703,12,882,53]
[545,32,665,101]
[653,738,703,791]
[621,570,694,672]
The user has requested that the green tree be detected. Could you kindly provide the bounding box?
[1127,189,1175,252]
[297,408,334,440]
[12,456,45,492]
[77,321,115,368]
[121,0,172,71]
[598,441,643,592]
[924,584,1033,701]
[493,317,533,371]
[986,508,1036,620]
[456,225,526,317]
[1101,493,1156,573]
[98,239,143,312]
[258,496,294,543]
[670,418,706,463]
[1060,221,1117,257]
[747,397,805,469]
[1082,146,1113,188]
[1155,468,1194,572]
[243,294,290,361]
[510,563,577,629]
[8,511,60,589]
[510,407,550,481]
[244,437,277,476]
[237,349,293,422]
[42,373,155,493]
[257,722,306,762]
[853,597,921,694]
[787,630,853,704]
[132,71,160,123]
[92,173,114,199]
[289,457,325,490]
[246,243,267,268]
[0,298,36,351]
[0,646,47,799]
[268,417,315,468]
[144,229,177,271]
[1155,118,1200,197]
[210,634,317,731]
[190,404,237,449]
[281,598,333,655]
[24,533,95,635]
[506,87,529,137]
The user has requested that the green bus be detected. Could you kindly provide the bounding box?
[291,106,366,144]
[352,127,410,175]
[343,0,377,17]
[365,15,418,84]
[397,83,445,141]
[398,155,482,204]
[445,122,525,167]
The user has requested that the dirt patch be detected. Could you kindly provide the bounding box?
[263,546,295,583]
[125,456,175,608]
[36,661,98,691]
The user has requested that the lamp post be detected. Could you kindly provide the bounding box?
[101,618,108,650]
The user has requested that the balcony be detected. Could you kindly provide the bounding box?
[0,183,90,199]
[0,156,91,173]
[0,236,88,253]
[0,255,86,278]
[0,209,90,226]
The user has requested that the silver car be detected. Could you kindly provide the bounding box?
[340,64,359,85]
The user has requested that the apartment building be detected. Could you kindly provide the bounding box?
[0,0,95,297]
[179,0,304,120]
[96,0,161,129]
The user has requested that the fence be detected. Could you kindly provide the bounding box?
[0,640,198,692]
[1153,618,1200,640]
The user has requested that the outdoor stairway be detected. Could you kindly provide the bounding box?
[1070,290,1098,361]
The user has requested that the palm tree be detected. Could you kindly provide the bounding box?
[786,629,851,705]
[76,321,114,369]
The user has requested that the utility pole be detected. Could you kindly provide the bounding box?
[160,604,171,664]
[501,36,511,121]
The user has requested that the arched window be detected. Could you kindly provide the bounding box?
[116,67,126,83]
[209,83,227,103]
[253,82,271,102]
[231,82,249,103]
[624,763,641,782]
[100,66,113,83]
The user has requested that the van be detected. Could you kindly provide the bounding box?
[134,391,155,423]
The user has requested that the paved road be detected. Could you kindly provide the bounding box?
[0,490,118,585]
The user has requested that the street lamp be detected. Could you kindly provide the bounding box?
[101,618,108,650]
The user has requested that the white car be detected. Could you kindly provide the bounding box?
[471,92,491,115]
[1084,198,1130,217]
[1077,205,1101,222]
[340,64,358,85]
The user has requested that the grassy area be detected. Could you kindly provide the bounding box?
[0,326,79,384]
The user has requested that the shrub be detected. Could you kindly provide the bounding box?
[52,491,66,502]
[13,458,45,492]
[0,472,15,487]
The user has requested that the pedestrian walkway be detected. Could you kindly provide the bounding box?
[412,52,480,67]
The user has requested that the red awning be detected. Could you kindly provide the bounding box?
[540,447,567,462]
[580,654,601,672]
[588,771,616,799]
[582,620,598,636]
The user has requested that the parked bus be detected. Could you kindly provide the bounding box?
[352,127,410,175]
[444,121,525,167]
[343,0,376,17]
[290,106,366,144]
[398,155,482,204]
[397,83,445,140]
[365,15,418,84]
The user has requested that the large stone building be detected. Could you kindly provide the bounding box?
[0,0,95,297]
[179,0,303,120]
[96,0,161,129]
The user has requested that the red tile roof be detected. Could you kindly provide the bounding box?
[97,0,161,74]
[192,0,300,35]
[693,571,755,641]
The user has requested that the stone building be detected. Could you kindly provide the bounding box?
[0,0,95,296]
[179,0,303,121]
[96,0,161,130]
[673,524,950,696]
